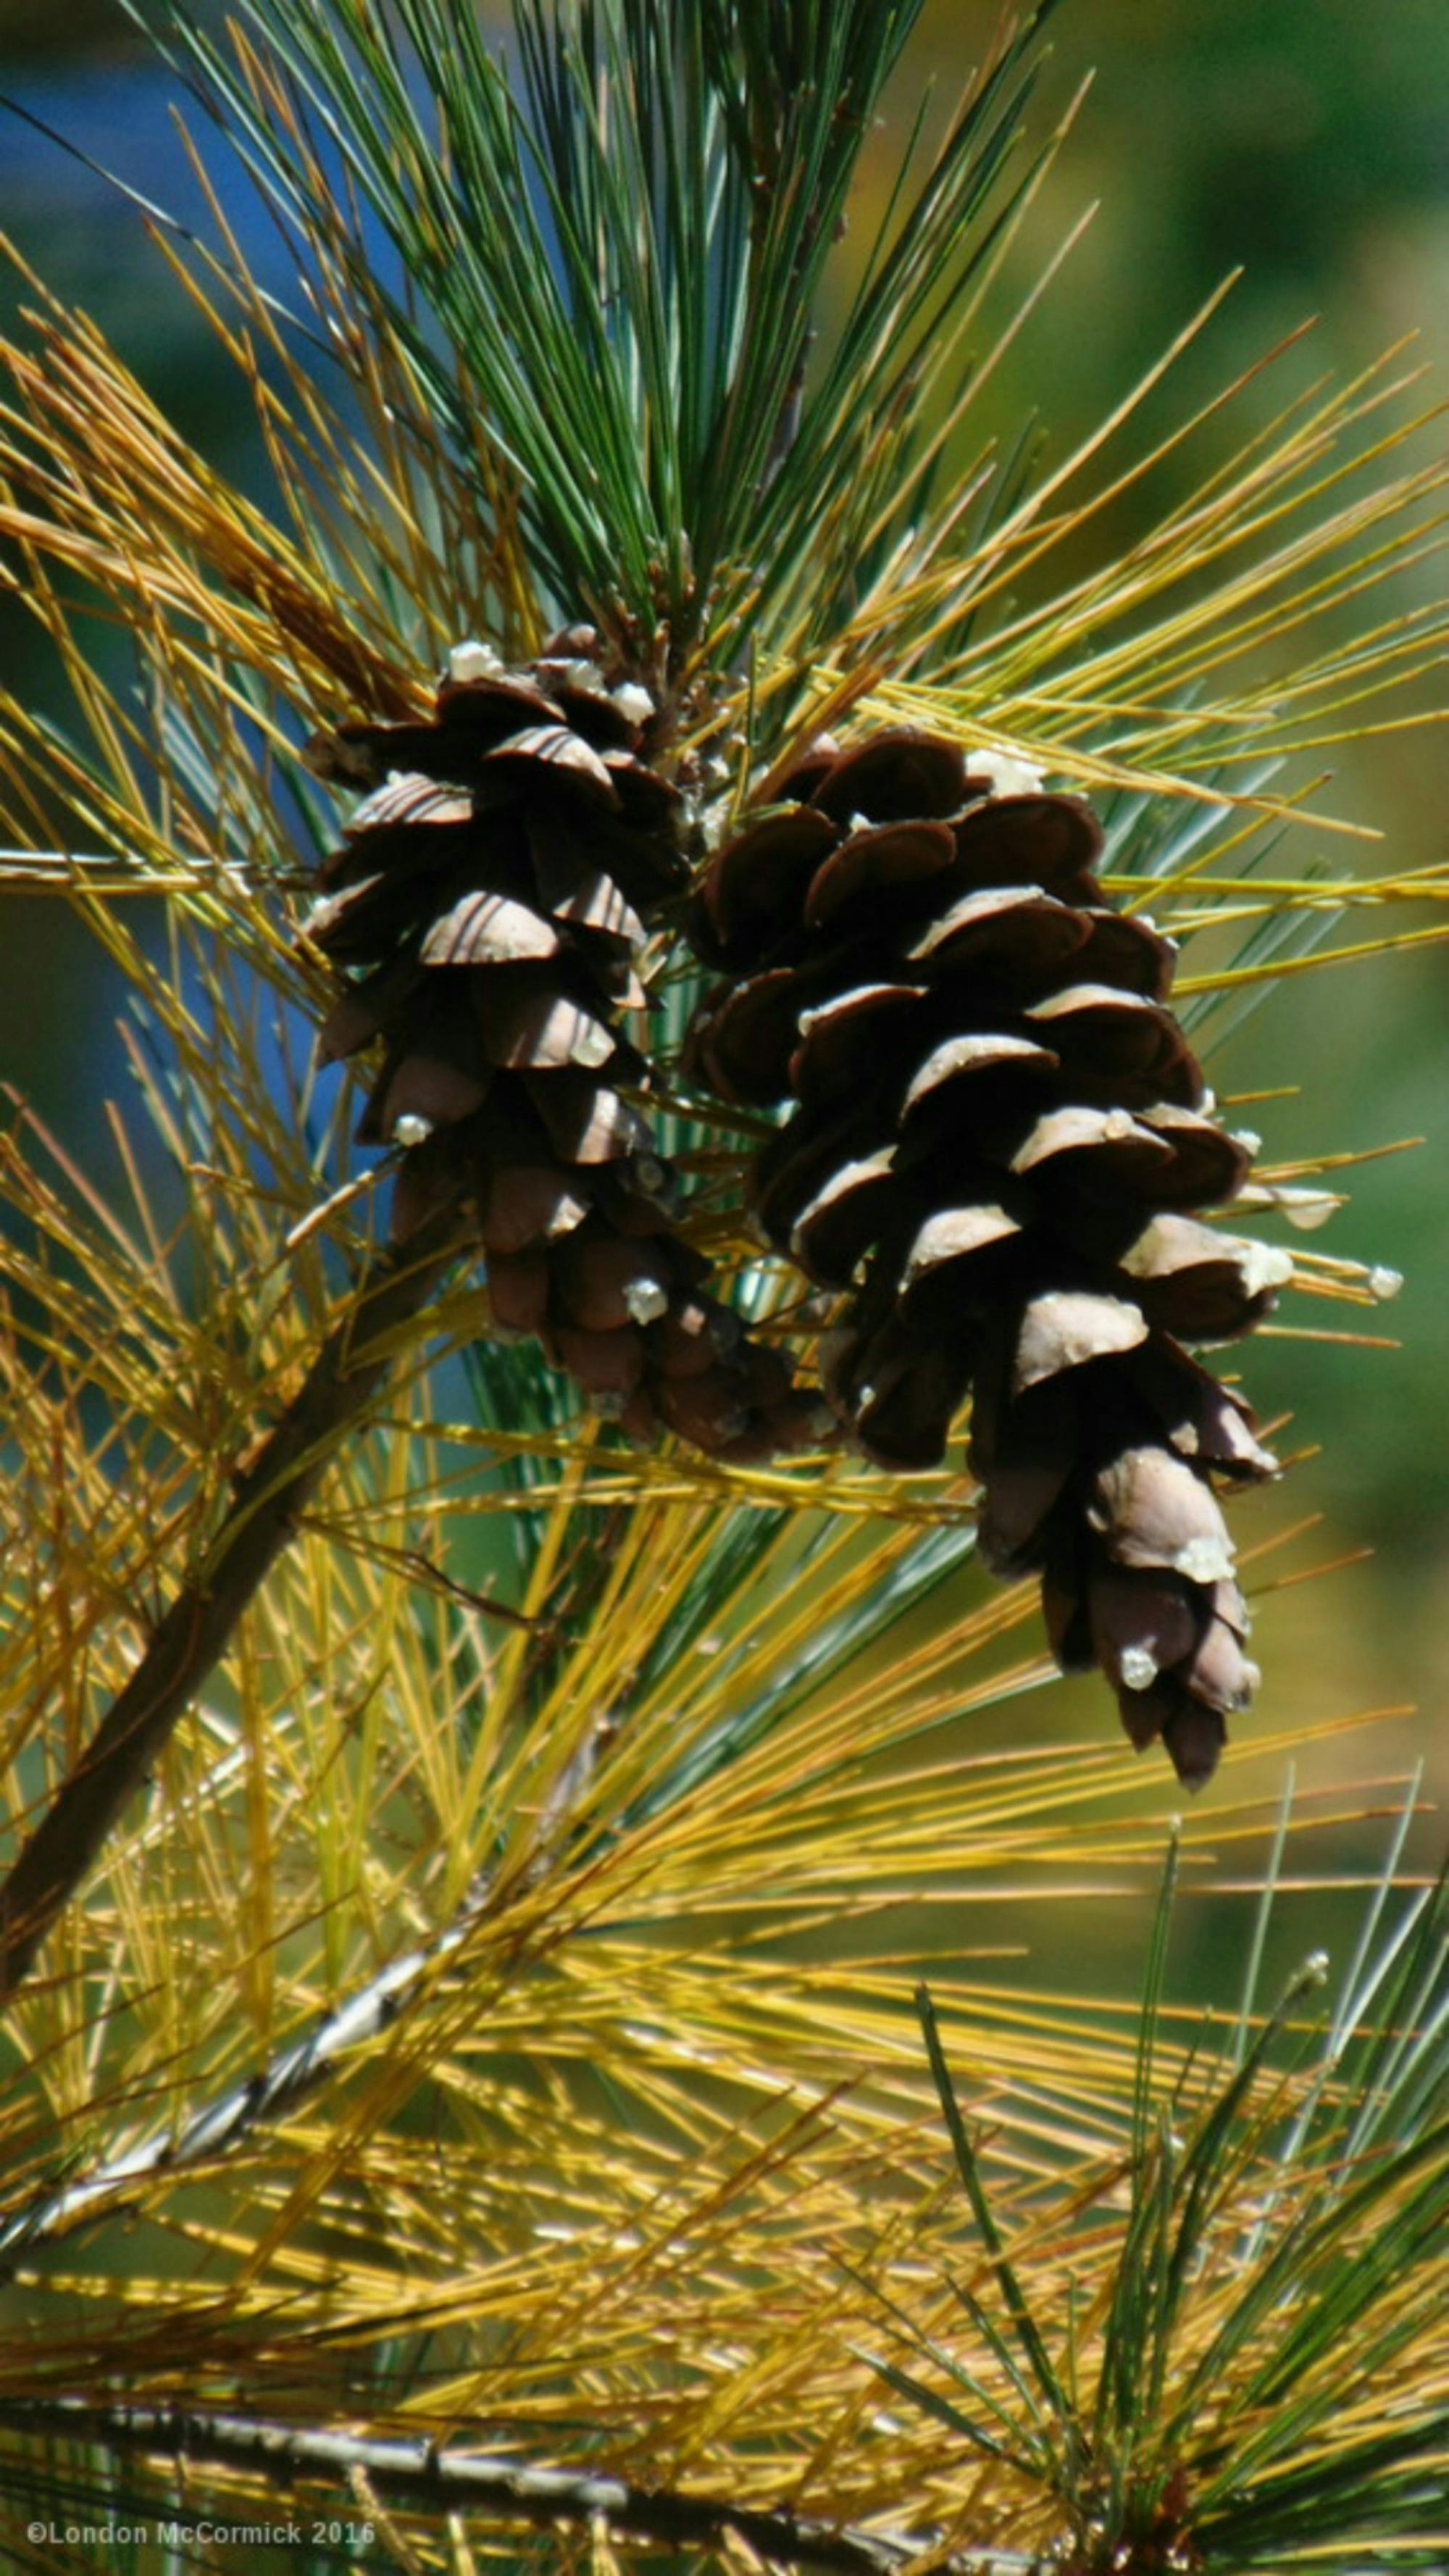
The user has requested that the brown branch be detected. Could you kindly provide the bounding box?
[0,1209,466,2006]
[0,2400,1037,2575]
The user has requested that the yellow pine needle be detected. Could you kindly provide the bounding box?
[1174,919,1449,991]
[0,28,1442,2559]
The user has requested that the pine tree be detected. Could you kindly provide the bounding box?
[0,4,1445,2567]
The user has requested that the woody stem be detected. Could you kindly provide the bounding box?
[0,1210,464,2008]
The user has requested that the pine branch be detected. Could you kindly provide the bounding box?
[0,1717,611,2269]
[0,1896,478,2270]
[0,1208,466,2006]
[0,2400,1036,2575]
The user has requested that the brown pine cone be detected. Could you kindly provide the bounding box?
[301,631,830,1466]
[685,728,1289,1782]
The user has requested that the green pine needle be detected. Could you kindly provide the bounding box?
[0,4,1444,2566]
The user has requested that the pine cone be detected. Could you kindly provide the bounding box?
[686,728,1289,1782]
[301,632,830,1465]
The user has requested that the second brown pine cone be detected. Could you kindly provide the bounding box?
[686,728,1290,1782]
[301,631,829,1466]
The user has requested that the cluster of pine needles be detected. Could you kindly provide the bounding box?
[0,1,1445,2566]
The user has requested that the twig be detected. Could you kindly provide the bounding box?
[0,1893,481,2272]
[0,1721,608,2270]
[0,2401,1038,2575]
[0,1209,466,2006]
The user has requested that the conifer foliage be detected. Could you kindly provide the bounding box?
[0,1,1446,2567]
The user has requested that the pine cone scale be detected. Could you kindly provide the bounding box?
[304,632,831,1463]
[685,723,1287,1781]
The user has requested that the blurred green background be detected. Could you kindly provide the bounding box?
[1,0,1445,1907]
